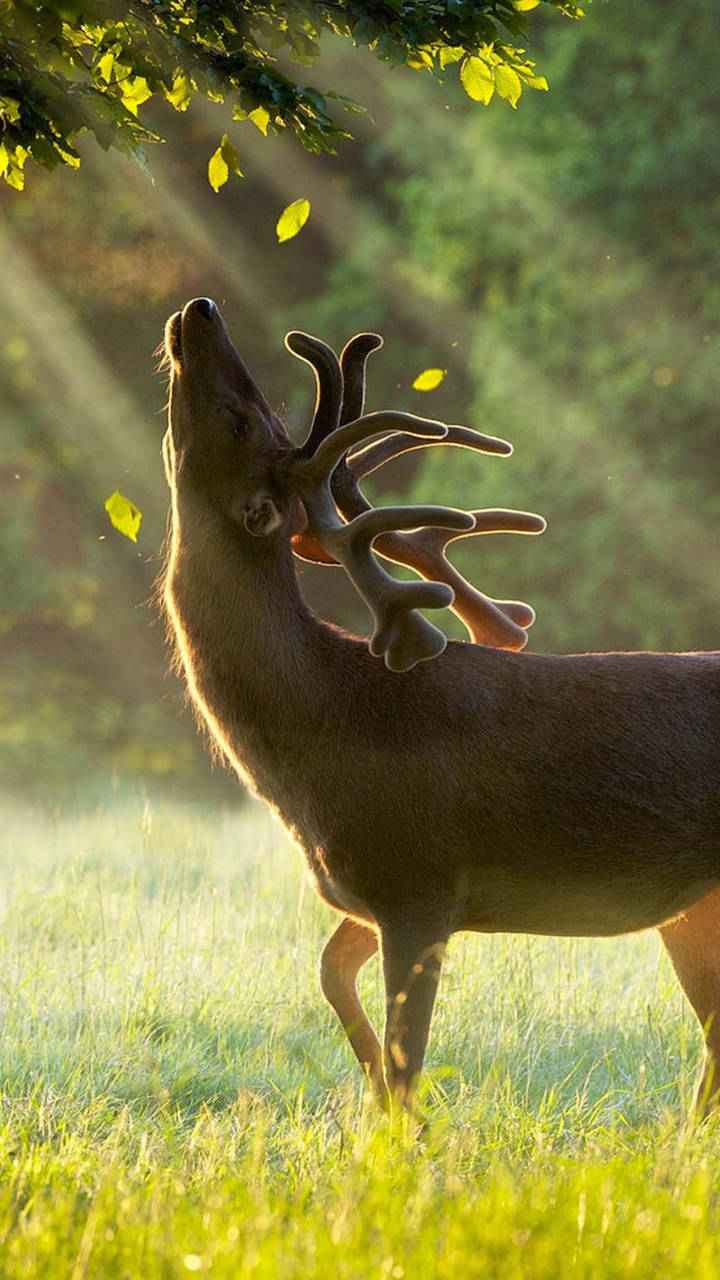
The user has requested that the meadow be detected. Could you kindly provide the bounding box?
[1,793,720,1277]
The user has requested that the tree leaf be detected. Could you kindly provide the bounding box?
[521,73,549,90]
[167,74,192,111]
[495,64,523,107]
[220,133,243,177]
[208,134,242,192]
[248,106,270,134]
[514,0,541,9]
[460,56,495,105]
[276,197,310,243]
[439,46,464,69]
[120,76,152,117]
[105,491,142,542]
[208,143,228,192]
[412,368,446,391]
[97,52,115,83]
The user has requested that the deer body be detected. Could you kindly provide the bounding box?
[162,297,720,1114]
[168,511,720,939]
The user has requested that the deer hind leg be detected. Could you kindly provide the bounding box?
[659,886,720,1117]
[379,919,448,1109]
[320,916,386,1102]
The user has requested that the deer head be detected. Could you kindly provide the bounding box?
[163,298,545,671]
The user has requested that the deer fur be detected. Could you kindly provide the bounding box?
[161,297,720,1113]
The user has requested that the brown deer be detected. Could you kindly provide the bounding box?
[161,296,720,1115]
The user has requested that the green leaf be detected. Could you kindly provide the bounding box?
[1,97,21,123]
[104,491,142,542]
[460,56,495,105]
[248,106,270,134]
[412,368,446,391]
[494,64,523,107]
[208,134,243,192]
[276,197,310,243]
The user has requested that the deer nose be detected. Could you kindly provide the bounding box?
[190,297,216,321]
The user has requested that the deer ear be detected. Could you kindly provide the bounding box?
[240,491,284,538]
[285,495,339,564]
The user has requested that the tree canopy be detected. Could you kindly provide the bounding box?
[1,0,583,190]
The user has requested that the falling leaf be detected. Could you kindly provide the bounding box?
[208,133,243,192]
[460,56,495,105]
[105,491,142,542]
[276,197,310,243]
[412,368,446,392]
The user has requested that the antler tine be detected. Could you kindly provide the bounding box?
[282,328,546,667]
[284,331,343,457]
[293,457,474,670]
[347,424,512,480]
[367,509,547,647]
[339,333,383,424]
[300,412,449,484]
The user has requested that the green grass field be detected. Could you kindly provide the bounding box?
[2,793,720,1277]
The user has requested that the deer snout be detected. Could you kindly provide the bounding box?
[183,297,217,323]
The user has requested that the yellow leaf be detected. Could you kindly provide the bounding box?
[105,491,142,543]
[167,74,192,111]
[276,197,310,243]
[97,52,115,83]
[248,106,270,135]
[522,72,549,90]
[220,133,243,177]
[439,46,464,69]
[460,56,495,105]
[208,144,228,192]
[494,64,523,107]
[514,0,541,9]
[412,368,446,392]
[4,166,24,191]
[121,75,151,116]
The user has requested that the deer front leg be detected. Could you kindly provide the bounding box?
[380,919,448,1109]
[320,916,386,1102]
[659,886,720,1118]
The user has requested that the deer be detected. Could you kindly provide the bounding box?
[161,295,720,1116]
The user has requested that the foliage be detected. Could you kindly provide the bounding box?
[0,0,583,189]
[288,0,720,656]
[1,796,720,1277]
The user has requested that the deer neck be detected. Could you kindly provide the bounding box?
[164,499,328,799]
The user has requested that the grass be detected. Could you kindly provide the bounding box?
[1,792,720,1277]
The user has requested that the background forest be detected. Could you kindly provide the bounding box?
[3,0,720,799]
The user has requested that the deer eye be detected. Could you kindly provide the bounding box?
[231,419,248,442]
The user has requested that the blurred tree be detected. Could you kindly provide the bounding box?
[1,0,582,189]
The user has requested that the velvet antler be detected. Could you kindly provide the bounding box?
[279,330,545,671]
